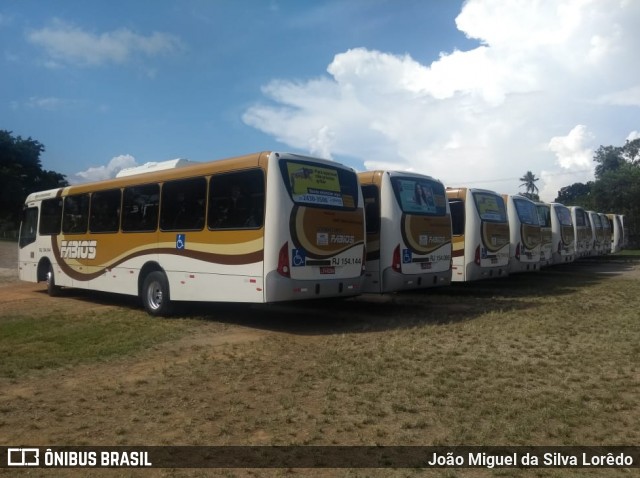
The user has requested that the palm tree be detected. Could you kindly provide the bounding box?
[519,171,539,198]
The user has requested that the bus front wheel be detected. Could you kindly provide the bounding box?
[46,265,61,297]
[141,271,172,316]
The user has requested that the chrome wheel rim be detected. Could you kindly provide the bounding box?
[146,280,163,310]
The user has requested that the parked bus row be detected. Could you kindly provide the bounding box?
[17,151,628,315]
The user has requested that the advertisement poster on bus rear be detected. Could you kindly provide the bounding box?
[287,164,344,207]
[475,194,505,222]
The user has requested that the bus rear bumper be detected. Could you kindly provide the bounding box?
[552,253,575,264]
[381,267,451,293]
[454,264,509,282]
[264,271,364,302]
[508,260,540,274]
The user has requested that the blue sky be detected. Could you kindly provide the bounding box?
[2,0,639,201]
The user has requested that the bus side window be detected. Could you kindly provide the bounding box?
[39,198,63,235]
[449,199,465,235]
[122,184,159,232]
[209,169,265,230]
[90,189,121,233]
[62,194,90,234]
[361,184,380,234]
[19,207,38,248]
[160,177,206,231]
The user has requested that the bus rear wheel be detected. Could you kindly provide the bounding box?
[141,271,172,316]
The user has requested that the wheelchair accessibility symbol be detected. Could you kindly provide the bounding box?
[402,248,412,264]
[176,234,186,250]
[291,248,306,267]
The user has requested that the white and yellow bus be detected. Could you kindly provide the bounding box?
[598,212,611,256]
[358,171,452,293]
[18,151,366,315]
[504,195,541,273]
[570,206,590,258]
[550,202,575,264]
[535,202,553,268]
[446,187,510,282]
[607,213,623,253]
[619,214,628,249]
[587,210,604,256]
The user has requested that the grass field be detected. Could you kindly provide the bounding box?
[0,255,639,477]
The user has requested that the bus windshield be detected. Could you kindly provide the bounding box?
[472,192,507,222]
[390,177,447,216]
[555,205,572,226]
[513,197,539,225]
[280,160,359,210]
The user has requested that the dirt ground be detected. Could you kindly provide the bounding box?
[1,241,639,476]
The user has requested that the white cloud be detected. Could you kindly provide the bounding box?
[547,125,594,170]
[627,131,640,141]
[73,155,137,183]
[540,125,595,202]
[24,96,74,111]
[27,19,183,67]
[243,0,640,202]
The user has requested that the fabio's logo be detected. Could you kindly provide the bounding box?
[60,240,97,259]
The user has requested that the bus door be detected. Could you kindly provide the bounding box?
[18,203,40,282]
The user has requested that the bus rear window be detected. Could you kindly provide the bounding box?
[280,160,359,210]
[555,205,572,226]
[513,197,539,225]
[574,209,586,226]
[473,193,507,222]
[390,177,447,216]
[536,204,551,227]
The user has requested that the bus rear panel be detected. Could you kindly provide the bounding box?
[263,154,365,301]
[505,195,541,274]
[359,171,452,293]
[550,203,575,264]
[447,188,510,282]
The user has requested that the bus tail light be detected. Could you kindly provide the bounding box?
[474,245,481,266]
[361,246,366,275]
[392,245,401,272]
[278,242,290,277]
[515,242,521,260]
[557,241,562,254]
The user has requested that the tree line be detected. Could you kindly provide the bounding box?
[0,130,68,237]
[554,138,639,244]
[1,129,638,244]
[517,140,639,245]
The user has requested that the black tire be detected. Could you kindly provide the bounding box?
[46,264,61,297]
[141,271,172,316]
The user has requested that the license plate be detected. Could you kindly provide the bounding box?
[320,267,335,274]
